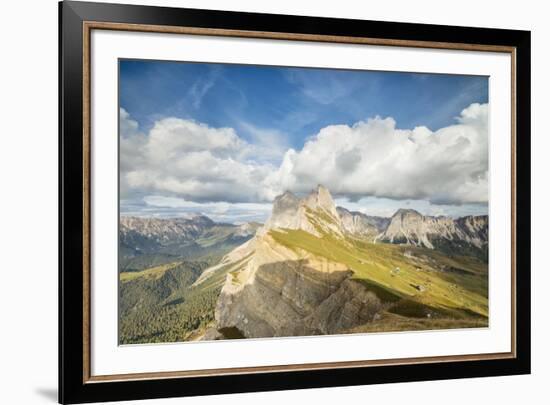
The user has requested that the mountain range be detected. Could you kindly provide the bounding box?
[120,215,261,271]
[376,208,488,259]
[120,188,488,264]
[189,185,488,341]
[119,185,489,343]
[337,206,390,238]
[259,186,487,257]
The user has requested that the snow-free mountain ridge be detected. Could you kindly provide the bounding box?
[193,185,488,340]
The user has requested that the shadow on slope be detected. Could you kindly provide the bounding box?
[214,259,383,339]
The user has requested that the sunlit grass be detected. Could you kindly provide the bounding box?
[269,228,488,318]
[120,262,181,283]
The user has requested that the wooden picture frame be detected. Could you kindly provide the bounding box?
[59,1,531,403]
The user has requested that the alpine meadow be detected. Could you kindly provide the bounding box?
[118,60,489,344]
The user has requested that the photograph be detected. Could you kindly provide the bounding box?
[51,0,534,403]
[118,60,490,344]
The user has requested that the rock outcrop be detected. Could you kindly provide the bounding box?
[197,185,383,339]
[337,207,390,238]
[376,209,488,258]
[119,215,262,271]
[213,238,382,338]
[262,185,343,237]
[120,215,215,244]
[198,185,489,340]
[120,215,261,255]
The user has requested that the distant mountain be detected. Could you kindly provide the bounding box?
[119,215,261,271]
[258,188,486,258]
[376,209,488,260]
[336,206,390,238]
[120,215,214,251]
[118,214,263,343]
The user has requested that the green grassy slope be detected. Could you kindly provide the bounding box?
[270,227,488,329]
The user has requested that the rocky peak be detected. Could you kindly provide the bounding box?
[336,207,391,237]
[262,185,343,237]
[386,209,425,233]
[304,185,340,219]
[235,222,262,237]
[392,208,423,219]
[186,214,215,226]
[272,191,300,215]
[377,209,488,258]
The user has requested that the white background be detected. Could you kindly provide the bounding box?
[0,0,545,404]
[91,28,511,376]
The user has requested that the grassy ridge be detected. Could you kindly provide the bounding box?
[269,228,488,322]
[120,262,182,282]
[347,312,488,333]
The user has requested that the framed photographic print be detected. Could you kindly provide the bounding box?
[59,1,531,403]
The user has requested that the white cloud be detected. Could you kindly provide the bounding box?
[120,103,489,207]
[120,108,140,136]
[120,109,276,203]
[269,103,489,205]
[143,195,272,213]
[120,109,147,197]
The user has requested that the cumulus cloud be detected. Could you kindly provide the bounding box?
[120,109,276,203]
[120,109,147,197]
[120,103,489,207]
[268,103,489,205]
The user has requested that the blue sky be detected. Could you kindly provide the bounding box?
[120,60,488,150]
[119,59,489,222]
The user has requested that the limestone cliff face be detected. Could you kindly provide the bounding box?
[303,184,340,220]
[198,185,382,339]
[213,235,381,338]
[376,209,488,256]
[197,186,488,340]
[336,207,390,238]
[261,185,343,238]
[378,209,437,248]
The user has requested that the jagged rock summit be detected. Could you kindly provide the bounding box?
[263,186,399,240]
[376,208,488,257]
[304,184,340,219]
[196,185,384,338]
[336,206,390,238]
[262,185,343,237]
